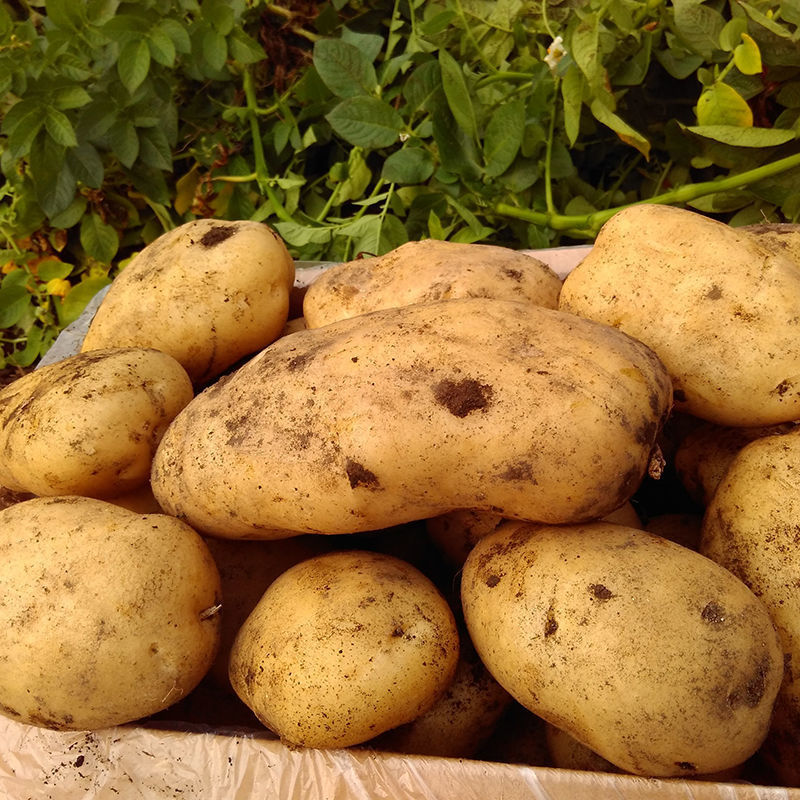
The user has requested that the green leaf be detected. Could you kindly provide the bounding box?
[3,102,46,159]
[202,0,235,35]
[340,29,384,64]
[686,124,797,146]
[158,19,192,53]
[118,39,151,94]
[589,99,651,159]
[313,39,378,98]
[570,18,603,91]
[438,49,477,140]
[202,28,228,72]
[687,191,754,213]
[696,83,754,127]
[382,147,435,184]
[148,28,177,66]
[45,0,84,31]
[9,324,44,369]
[45,109,78,148]
[483,98,525,177]
[561,67,585,146]
[80,213,119,263]
[49,196,88,229]
[672,0,726,58]
[273,222,333,247]
[60,277,112,326]
[67,143,104,188]
[326,96,404,149]
[30,136,76,218]
[432,110,481,180]
[0,285,31,328]
[228,28,264,65]
[138,126,173,171]
[53,86,93,110]
[733,33,762,76]
[777,81,800,108]
[720,17,749,51]
[656,48,704,80]
[107,119,139,167]
[38,260,73,282]
[738,1,793,38]
[404,60,444,116]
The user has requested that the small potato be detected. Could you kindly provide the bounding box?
[303,239,562,328]
[559,204,800,426]
[701,427,800,786]
[546,723,621,773]
[0,348,193,499]
[0,496,222,730]
[81,219,295,384]
[152,298,671,538]
[461,521,783,777]
[228,550,460,748]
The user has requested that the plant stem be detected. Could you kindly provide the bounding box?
[544,79,560,215]
[494,151,800,234]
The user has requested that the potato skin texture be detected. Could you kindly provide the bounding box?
[700,427,800,786]
[0,347,193,499]
[303,239,562,328]
[151,298,672,538]
[461,521,783,777]
[559,204,800,426]
[81,219,295,384]
[0,496,222,730]
[228,550,460,748]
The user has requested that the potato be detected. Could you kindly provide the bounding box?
[81,219,295,384]
[700,427,800,786]
[559,204,800,426]
[0,348,193,499]
[742,222,800,266]
[675,419,797,506]
[303,239,562,328]
[0,496,221,730]
[476,702,550,767]
[228,550,460,748]
[370,639,512,758]
[461,520,783,777]
[545,724,621,773]
[644,512,703,551]
[151,298,671,539]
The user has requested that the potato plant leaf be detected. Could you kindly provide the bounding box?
[326,96,403,149]
[438,49,477,139]
[696,83,754,127]
[118,39,151,94]
[686,124,797,147]
[483,98,525,177]
[313,38,378,98]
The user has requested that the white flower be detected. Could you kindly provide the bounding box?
[544,35,567,73]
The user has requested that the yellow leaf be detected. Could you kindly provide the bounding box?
[174,165,201,215]
[696,83,753,127]
[733,33,762,76]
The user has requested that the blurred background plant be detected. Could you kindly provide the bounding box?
[1,0,799,369]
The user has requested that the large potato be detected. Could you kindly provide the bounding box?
[303,239,562,328]
[461,520,783,777]
[151,298,672,538]
[0,348,193,499]
[0,496,222,730]
[81,219,295,384]
[228,550,460,748]
[700,427,800,786]
[559,204,800,426]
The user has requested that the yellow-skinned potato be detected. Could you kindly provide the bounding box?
[81,219,295,384]
[151,298,671,539]
[303,239,562,328]
[228,550,460,748]
[0,496,222,730]
[461,521,783,777]
[0,348,193,499]
[742,222,800,265]
[559,204,800,426]
[700,427,800,786]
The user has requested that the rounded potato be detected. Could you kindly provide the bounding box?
[228,550,459,748]
[81,219,295,384]
[0,496,222,730]
[461,521,783,777]
[700,427,800,786]
[152,298,671,538]
[0,347,193,498]
[559,204,800,426]
[303,239,562,328]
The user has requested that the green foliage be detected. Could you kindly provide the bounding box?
[2,0,800,367]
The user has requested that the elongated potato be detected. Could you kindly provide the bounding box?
[151,298,672,538]
[461,521,783,777]
[0,496,221,730]
[559,204,800,426]
[0,348,193,498]
[700,427,800,786]
[81,219,295,384]
[303,239,562,328]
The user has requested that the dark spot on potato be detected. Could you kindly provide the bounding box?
[0,702,20,717]
[706,285,723,300]
[728,658,770,709]
[701,601,726,626]
[502,267,523,281]
[673,388,687,403]
[499,461,534,482]
[675,762,697,771]
[391,626,404,637]
[772,379,792,397]
[485,574,501,587]
[544,605,558,637]
[199,224,237,247]
[74,755,85,768]
[432,378,493,417]
[589,583,614,600]
[345,459,380,489]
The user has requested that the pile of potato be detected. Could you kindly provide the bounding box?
[2,206,800,786]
